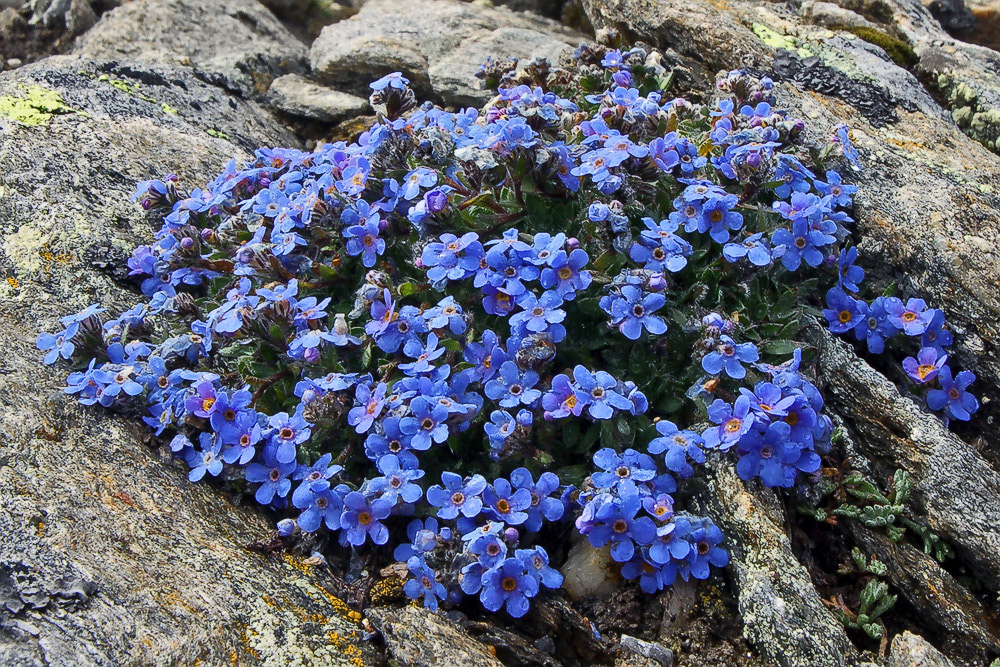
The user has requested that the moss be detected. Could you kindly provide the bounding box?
[0,85,77,127]
[843,26,917,68]
[752,24,813,57]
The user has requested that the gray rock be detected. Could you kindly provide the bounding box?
[73,0,308,97]
[801,1,876,29]
[620,634,673,667]
[367,605,505,667]
[693,460,856,666]
[816,328,1000,590]
[267,73,370,122]
[889,631,957,667]
[0,56,374,666]
[310,0,585,104]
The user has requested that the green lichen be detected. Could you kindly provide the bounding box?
[161,103,179,115]
[98,74,139,95]
[0,86,77,127]
[843,26,917,68]
[207,128,231,141]
[752,24,813,57]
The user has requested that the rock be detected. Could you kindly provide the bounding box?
[620,634,673,667]
[846,520,1000,662]
[560,538,620,600]
[926,0,977,33]
[816,328,1000,590]
[73,0,308,97]
[0,56,377,666]
[310,0,586,105]
[693,459,856,666]
[267,73,370,123]
[800,1,875,29]
[367,605,505,667]
[889,631,957,667]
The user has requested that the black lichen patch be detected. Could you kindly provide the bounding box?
[765,49,917,128]
[85,243,137,288]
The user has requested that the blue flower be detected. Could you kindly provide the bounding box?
[370,71,409,91]
[703,396,755,450]
[220,411,263,465]
[702,336,759,379]
[292,453,343,506]
[36,322,79,365]
[294,482,345,533]
[344,218,385,268]
[573,366,632,420]
[646,420,706,479]
[400,333,446,375]
[369,454,424,504]
[823,287,868,335]
[509,467,564,531]
[601,284,667,340]
[422,232,484,283]
[583,488,657,562]
[837,247,865,292]
[268,406,312,463]
[401,396,451,450]
[340,491,392,546]
[722,233,771,266]
[509,291,566,341]
[771,219,833,271]
[427,472,488,520]
[400,167,438,200]
[680,517,729,580]
[903,347,947,384]
[591,448,657,490]
[185,432,223,482]
[484,410,517,451]
[736,421,819,487]
[927,366,979,421]
[856,296,899,354]
[921,310,952,355]
[884,297,933,336]
[246,446,297,505]
[541,373,582,419]
[480,557,539,617]
[485,361,541,409]
[403,556,447,612]
[517,546,563,590]
[347,381,388,434]
[483,478,532,525]
[423,296,467,335]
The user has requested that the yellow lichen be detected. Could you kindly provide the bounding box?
[0,85,78,127]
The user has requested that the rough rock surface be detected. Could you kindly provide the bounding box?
[73,0,308,97]
[0,56,373,666]
[817,328,1000,589]
[310,0,586,105]
[889,632,957,667]
[692,460,856,666]
[367,605,505,667]
[266,73,370,123]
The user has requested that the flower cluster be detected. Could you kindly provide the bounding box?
[37,43,968,621]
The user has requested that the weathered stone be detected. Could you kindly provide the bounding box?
[816,328,1000,589]
[0,56,375,666]
[73,0,308,97]
[310,0,585,104]
[889,631,957,667]
[692,459,856,666]
[847,521,1000,662]
[801,1,876,29]
[267,73,370,123]
[367,605,505,667]
[620,634,673,667]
